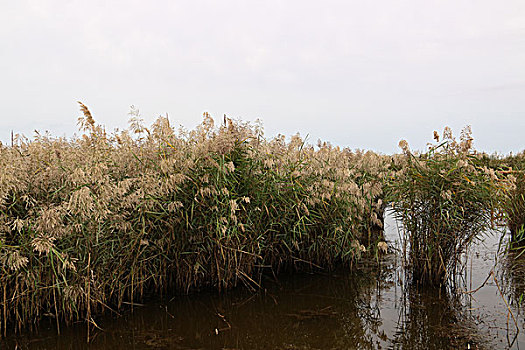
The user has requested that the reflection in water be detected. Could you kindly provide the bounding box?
[503,246,525,308]
[3,267,392,349]
[3,216,525,349]
[391,286,480,349]
[4,269,465,349]
[2,259,483,349]
[502,244,525,348]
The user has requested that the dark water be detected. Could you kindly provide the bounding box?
[3,214,525,349]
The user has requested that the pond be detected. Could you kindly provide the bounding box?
[3,213,524,349]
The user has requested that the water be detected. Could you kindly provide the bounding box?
[3,214,525,349]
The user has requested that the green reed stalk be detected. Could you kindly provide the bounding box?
[387,128,501,286]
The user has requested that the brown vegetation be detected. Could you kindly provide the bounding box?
[0,104,387,334]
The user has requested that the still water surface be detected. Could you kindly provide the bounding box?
[3,214,525,349]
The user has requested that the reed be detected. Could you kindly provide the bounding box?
[501,153,525,242]
[0,104,387,334]
[474,151,525,243]
[386,127,501,286]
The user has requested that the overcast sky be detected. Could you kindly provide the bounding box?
[1,0,524,154]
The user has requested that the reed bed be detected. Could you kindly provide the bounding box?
[501,153,525,242]
[0,104,387,334]
[386,127,502,286]
[2,104,521,334]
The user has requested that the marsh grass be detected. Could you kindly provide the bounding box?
[0,104,387,335]
[387,127,501,286]
[476,151,525,246]
[3,105,518,335]
[502,156,525,243]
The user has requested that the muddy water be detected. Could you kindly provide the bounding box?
[3,214,525,349]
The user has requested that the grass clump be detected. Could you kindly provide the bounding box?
[501,153,525,242]
[387,127,501,286]
[0,104,387,334]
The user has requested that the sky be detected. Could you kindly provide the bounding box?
[1,0,524,154]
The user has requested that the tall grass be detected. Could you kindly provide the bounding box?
[501,153,525,242]
[386,127,501,286]
[475,151,525,243]
[0,104,387,334]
